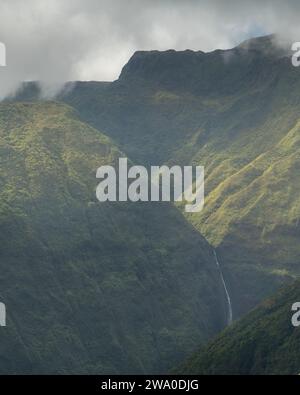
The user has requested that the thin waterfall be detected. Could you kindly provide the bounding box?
[213,250,233,325]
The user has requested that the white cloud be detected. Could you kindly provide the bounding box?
[0,0,300,98]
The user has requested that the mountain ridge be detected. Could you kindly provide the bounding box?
[7,32,300,342]
[59,33,300,321]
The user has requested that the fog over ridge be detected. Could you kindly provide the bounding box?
[1,0,300,98]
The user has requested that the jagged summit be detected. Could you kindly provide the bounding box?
[117,34,291,94]
[121,34,285,77]
[118,48,205,83]
[10,34,291,101]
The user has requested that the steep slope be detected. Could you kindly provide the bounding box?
[61,35,290,165]
[0,101,226,374]
[59,34,300,318]
[179,279,300,375]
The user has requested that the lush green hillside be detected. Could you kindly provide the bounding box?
[179,279,300,375]
[0,101,226,373]
[60,35,300,318]
[9,35,300,373]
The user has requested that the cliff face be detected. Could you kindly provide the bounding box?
[0,101,225,374]
[5,34,300,374]
[62,35,300,319]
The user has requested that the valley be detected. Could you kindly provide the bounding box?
[60,34,300,319]
[2,33,300,374]
[0,101,227,373]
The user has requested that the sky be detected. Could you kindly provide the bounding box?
[1,0,300,97]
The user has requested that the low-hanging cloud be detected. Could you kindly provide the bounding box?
[1,0,300,98]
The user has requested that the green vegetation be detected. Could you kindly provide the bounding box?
[178,279,300,375]
[7,34,300,374]
[61,35,300,318]
[0,101,226,373]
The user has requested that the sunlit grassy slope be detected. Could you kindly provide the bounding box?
[61,35,300,318]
